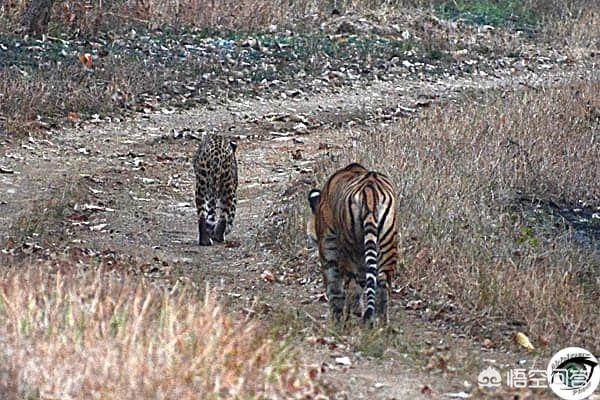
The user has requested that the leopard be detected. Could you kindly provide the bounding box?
[193,134,238,246]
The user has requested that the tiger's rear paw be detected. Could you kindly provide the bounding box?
[361,310,376,329]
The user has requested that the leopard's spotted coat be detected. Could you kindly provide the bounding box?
[193,134,238,246]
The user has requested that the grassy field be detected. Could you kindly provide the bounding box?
[277,77,599,351]
[0,259,325,399]
[1,0,598,136]
[1,0,598,33]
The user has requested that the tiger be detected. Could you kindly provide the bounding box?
[307,162,398,327]
[193,133,238,246]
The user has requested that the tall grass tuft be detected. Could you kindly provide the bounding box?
[0,260,323,399]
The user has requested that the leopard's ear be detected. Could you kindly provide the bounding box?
[229,140,237,152]
[308,189,321,213]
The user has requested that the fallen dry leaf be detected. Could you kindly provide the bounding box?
[67,112,81,122]
[224,240,241,248]
[421,385,433,395]
[79,53,93,69]
[515,332,535,351]
[334,356,351,367]
[261,270,275,282]
[69,213,88,222]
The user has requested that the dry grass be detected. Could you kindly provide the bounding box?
[542,8,600,57]
[0,0,377,33]
[277,78,599,350]
[1,0,599,35]
[2,1,597,137]
[3,0,312,34]
[4,174,89,250]
[0,259,323,399]
[0,56,163,136]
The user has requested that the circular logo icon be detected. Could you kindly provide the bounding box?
[477,366,502,388]
[547,347,599,400]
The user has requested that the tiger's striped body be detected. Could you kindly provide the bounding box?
[308,163,398,326]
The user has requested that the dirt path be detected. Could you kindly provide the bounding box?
[0,66,593,399]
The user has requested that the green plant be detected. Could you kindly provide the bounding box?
[436,0,539,28]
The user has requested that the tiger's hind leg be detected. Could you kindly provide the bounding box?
[344,277,362,321]
[324,261,345,324]
[321,233,345,324]
[375,271,392,325]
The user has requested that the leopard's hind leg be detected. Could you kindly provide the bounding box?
[195,178,216,246]
[213,180,237,243]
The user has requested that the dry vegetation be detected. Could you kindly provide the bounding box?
[0,56,163,135]
[0,0,310,34]
[1,1,599,397]
[5,175,90,250]
[1,0,598,34]
[0,259,324,399]
[277,78,599,350]
[1,0,598,136]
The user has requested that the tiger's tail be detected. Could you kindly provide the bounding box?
[362,185,379,325]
